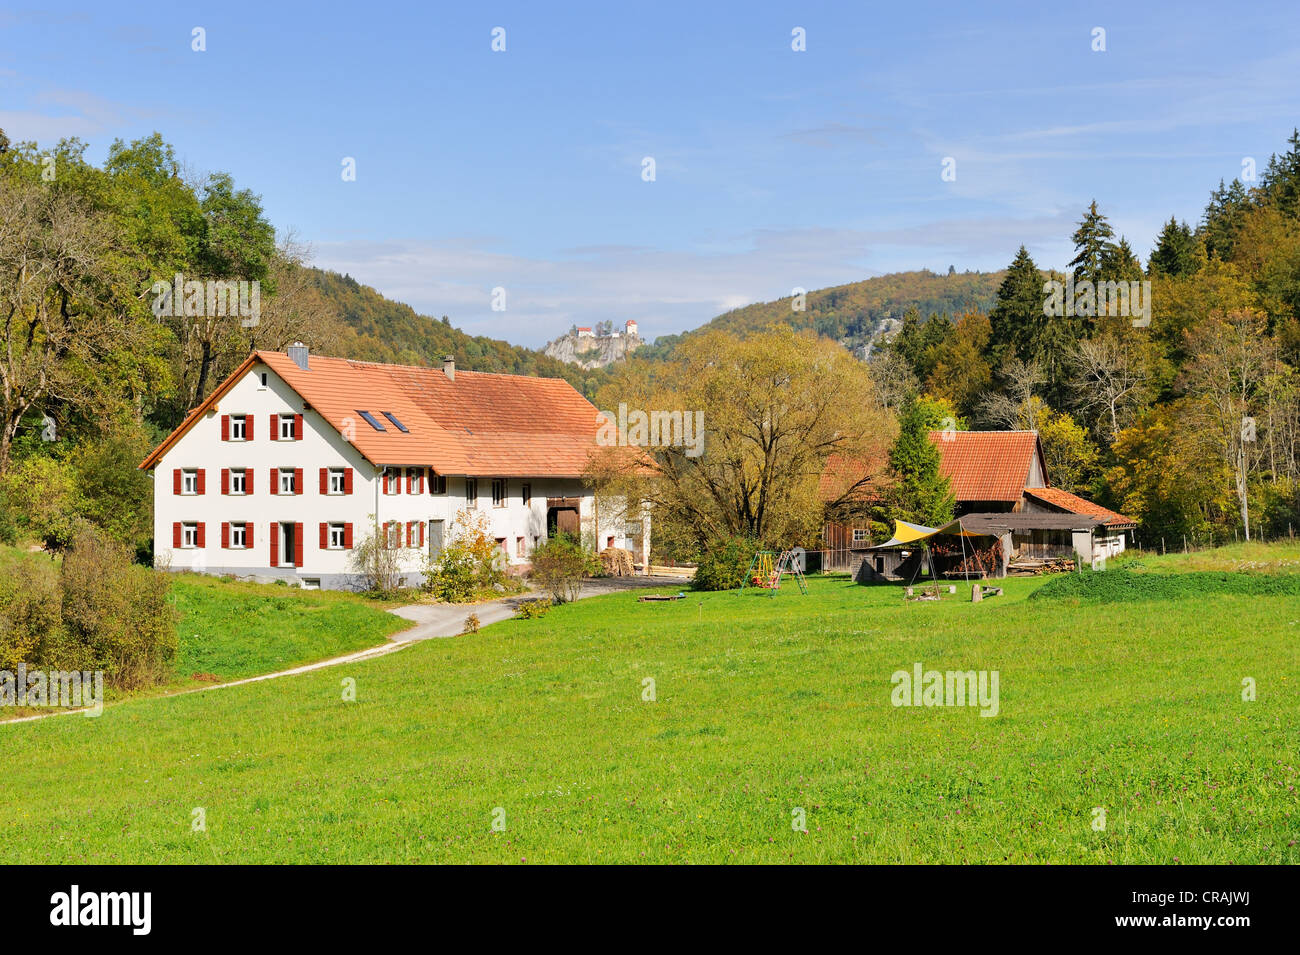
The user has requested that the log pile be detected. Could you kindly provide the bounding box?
[599,547,635,577]
[1006,555,1076,576]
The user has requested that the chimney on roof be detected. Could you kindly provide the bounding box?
[442,355,455,381]
[287,341,309,370]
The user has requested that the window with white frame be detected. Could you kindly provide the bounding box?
[279,468,296,494]
[328,523,346,549]
[278,414,295,440]
[466,478,478,509]
[230,415,247,440]
[329,468,346,494]
[385,522,402,549]
[384,466,401,495]
[852,528,869,544]
[492,479,507,508]
[231,523,247,548]
[231,469,247,494]
[182,469,198,495]
[182,523,198,548]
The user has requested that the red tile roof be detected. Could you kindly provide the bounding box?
[142,351,604,477]
[1023,486,1136,528]
[819,452,888,503]
[928,430,1045,502]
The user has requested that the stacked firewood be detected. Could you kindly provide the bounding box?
[599,547,635,577]
[1007,556,1077,576]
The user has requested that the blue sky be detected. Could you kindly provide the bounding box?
[3,1,1298,346]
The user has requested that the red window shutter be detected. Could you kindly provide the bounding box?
[419,522,425,546]
[221,522,230,549]
[294,468,303,494]
[382,470,389,494]
[221,414,230,441]
[344,468,353,494]
[344,523,353,549]
[269,469,278,495]
[270,524,279,566]
[173,469,181,495]
[319,522,328,549]
[294,524,304,567]
[196,522,206,548]
[418,470,425,494]
[221,468,229,495]
[245,522,253,547]
[269,413,277,440]
[405,521,412,547]
[196,469,206,495]
[405,470,413,494]
[294,414,303,440]
[320,467,328,494]
[246,469,254,494]
[246,415,254,440]
[172,522,181,548]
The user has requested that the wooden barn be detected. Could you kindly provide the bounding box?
[820,430,1137,579]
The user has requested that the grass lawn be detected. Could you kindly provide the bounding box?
[0,545,412,711]
[169,574,411,685]
[1,545,1297,863]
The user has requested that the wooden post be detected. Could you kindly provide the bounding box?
[971,584,982,603]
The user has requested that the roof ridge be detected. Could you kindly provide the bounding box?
[258,350,572,385]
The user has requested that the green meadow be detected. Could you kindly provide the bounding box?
[2,544,1297,864]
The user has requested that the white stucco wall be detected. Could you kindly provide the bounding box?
[150,359,623,589]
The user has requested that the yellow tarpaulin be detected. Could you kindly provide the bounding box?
[871,517,998,548]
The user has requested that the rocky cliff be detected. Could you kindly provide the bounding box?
[542,331,643,369]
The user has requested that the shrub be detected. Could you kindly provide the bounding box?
[0,455,83,553]
[463,612,480,634]
[424,509,509,602]
[530,534,599,603]
[349,517,404,596]
[0,558,61,671]
[59,527,178,688]
[693,536,759,591]
[514,597,552,619]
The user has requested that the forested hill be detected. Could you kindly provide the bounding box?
[636,269,1003,360]
[307,269,612,397]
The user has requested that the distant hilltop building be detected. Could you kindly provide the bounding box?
[543,320,643,370]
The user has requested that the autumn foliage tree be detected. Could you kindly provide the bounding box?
[591,328,896,551]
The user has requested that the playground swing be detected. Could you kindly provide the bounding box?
[741,548,808,596]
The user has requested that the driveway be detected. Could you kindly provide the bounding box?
[389,574,686,639]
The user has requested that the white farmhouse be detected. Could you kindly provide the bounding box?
[141,344,649,589]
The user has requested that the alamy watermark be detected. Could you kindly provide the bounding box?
[1043,275,1150,328]
[1,664,104,715]
[151,273,260,327]
[890,662,999,717]
[597,402,704,457]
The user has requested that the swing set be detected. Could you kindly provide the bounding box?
[741,548,808,596]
